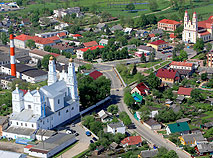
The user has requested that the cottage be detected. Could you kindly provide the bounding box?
[110,24,123,33]
[177,87,193,98]
[97,110,113,123]
[131,82,149,103]
[147,40,168,51]
[179,133,207,145]
[83,41,98,47]
[109,142,120,151]
[138,149,158,158]
[144,119,161,130]
[99,39,108,46]
[76,45,104,59]
[121,136,142,147]
[166,122,190,135]
[195,142,213,156]
[107,122,126,134]
[156,68,180,84]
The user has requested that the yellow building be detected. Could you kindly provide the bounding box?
[156,68,180,84]
[147,40,168,51]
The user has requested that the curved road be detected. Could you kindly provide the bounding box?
[94,63,190,158]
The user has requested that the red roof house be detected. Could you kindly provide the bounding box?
[158,19,181,31]
[131,82,149,96]
[89,70,103,80]
[177,87,193,96]
[83,41,98,47]
[170,33,177,39]
[72,34,82,37]
[149,40,167,46]
[57,32,67,38]
[78,45,104,53]
[156,68,179,83]
[121,136,142,147]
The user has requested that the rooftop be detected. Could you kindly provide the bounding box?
[171,61,193,67]
[176,118,191,123]
[0,150,26,158]
[144,119,160,126]
[149,40,167,46]
[177,87,193,96]
[139,149,158,158]
[168,122,190,133]
[137,45,154,51]
[79,45,104,52]
[134,82,149,95]
[52,43,73,50]
[89,70,103,80]
[182,133,206,143]
[156,68,178,79]
[198,16,213,29]
[4,126,36,136]
[158,19,180,25]
[121,136,142,146]
[83,41,98,47]
[108,122,125,129]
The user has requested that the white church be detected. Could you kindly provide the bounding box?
[3,57,80,139]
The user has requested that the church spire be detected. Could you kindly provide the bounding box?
[67,58,78,101]
[47,56,57,86]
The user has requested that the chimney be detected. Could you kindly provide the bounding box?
[10,34,16,77]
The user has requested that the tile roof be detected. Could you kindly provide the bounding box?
[135,82,149,95]
[72,34,82,37]
[168,122,190,133]
[149,40,167,46]
[144,119,160,126]
[170,33,177,38]
[24,145,33,149]
[83,41,98,47]
[158,19,180,25]
[46,36,60,41]
[57,32,66,37]
[177,87,193,96]
[149,34,155,37]
[15,34,55,45]
[108,122,125,129]
[30,49,60,58]
[198,16,213,29]
[121,136,142,146]
[79,45,104,52]
[156,68,178,79]
[89,70,103,80]
[52,43,73,50]
[171,61,193,67]
[199,31,211,36]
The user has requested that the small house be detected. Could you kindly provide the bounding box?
[131,82,149,103]
[83,41,98,47]
[177,87,193,98]
[179,133,207,145]
[107,122,126,134]
[99,39,108,46]
[166,122,190,135]
[97,110,113,123]
[144,119,161,130]
[89,70,103,80]
[110,24,123,33]
[135,45,154,57]
[121,136,142,147]
[201,122,213,130]
[94,145,105,155]
[156,69,180,84]
[138,149,158,158]
[109,142,120,151]
[124,27,133,35]
[195,142,213,156]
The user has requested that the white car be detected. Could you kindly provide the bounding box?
[66,130,72,134]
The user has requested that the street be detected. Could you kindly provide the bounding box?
[94,61,191,158]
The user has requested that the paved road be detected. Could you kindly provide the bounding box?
[94,62,190,158]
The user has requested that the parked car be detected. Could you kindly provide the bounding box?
[86,131,91,136]
[71,123,75,127]
[92,137,97,141]
[75,133,79,136]
[90,140,94,144]
[66,129,72,134]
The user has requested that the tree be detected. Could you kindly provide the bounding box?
[139,106,150,121]
[41,55,56,70]
[107,104,118,115]
[141,53,146,63]
[132,64,137,75]
[8,26,14,35]
[149,0,159,11]
[146,73,160,89]
[179,50,188,61]
[204,128,213,138]
[119,111,132,126]
[201,72,208,81]
[82,115,95,129]
[0,32,8,45]
[26,39,36,49]
[126,3,135,12]
[149,50,156,62]
[206,43,212,52]
[191,89,204,102]
[37,59,42,69]
[90,4,99,14]
[146,15,157,25]
[166,150,179,158]
[193,38,204,52]
[124,92,135,108]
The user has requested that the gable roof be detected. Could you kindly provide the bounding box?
[140,149,158,158]
[177,87,193,96]
[198,16,213,29]
[78,45,104,52]
[52,43,73,50]
[108,122,125,129]
[144,119,160,126]
[134,82,149,95]
[168,122,190,133]
[72,34,82,37]
[83,41,98,47]
[182,133,206,143]
[171,61,193,67]
[156,68,178,79]
[138,45,154,51]
[158,19,180,25]
[57,32,66,37]
[149,40,167,46]
[89,70,103,80]
[170,33,177,38]
[121,136,142,146]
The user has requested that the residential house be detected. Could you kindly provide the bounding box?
[109,142,120,151]
[156,68,180,84]
[177,87,193,98]
[96,23,106,31]
[53,7,83,18]
[176,118,191,124]
[83,41,98,47]
[21,18,30,25]
[99,39,108,46]
[0,63,48,83]
[110,24,123,33]
[195,142,213,156]
[131,82,149,102]
[55,22,69,30]
[170,61,195,77]
[135,30,149,38]
[138,149,158,158]
[201,122,213,130]
[98,110,113,123]
[158,19,181,32]
[71,34,82,40]
[0,116,8,136]
[149,29,164,36]
[176,95,186,104]
[149,110,159,118]
[179,133,207,145]
[76,45,104,59]
[107,122,126,134]
[51,43,74,53]
[166,122,190,135]
[123,44,137,51]
[135,45,154,57]
[0,150,26,158]
[94,145,105,155]
[89,70,103,80]
[35,30,68,39]
[144,119,161,130]
[0,74,16,90]
[124,27,133,34]
[147,40,168,51]
[121,136,142,147]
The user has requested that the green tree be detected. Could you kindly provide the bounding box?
[146,15,157,25]
[149,0,159,11]
[146,73,160,89]
[139,106,150,121]
[126,3,135,12]
[82,115,95,129]
[141,53,146,63]
[204,128,213,138]
[0,32,8,45]
[206,43,212,52]
[179,50,188,61]
[119,111,132,126]
[191,89,204,102]
[107,104,118,115]
[8,26,14,34]
[41,55,56,70]
[194,38,204,52]
[132,64,137,75]
[201,72,208,81]
[90,4,99,14]
[37,59,42,69]
[124,92,135,108]
[166,150,179,158]
[26,39,36,49]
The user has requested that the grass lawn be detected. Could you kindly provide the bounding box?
[139,60,162,68]
[192,53,206,60]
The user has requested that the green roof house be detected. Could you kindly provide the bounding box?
[166,122,190,135]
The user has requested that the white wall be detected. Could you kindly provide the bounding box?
[76,50,84,59]
[14,39,26,49]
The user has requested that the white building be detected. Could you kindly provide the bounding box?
[97,110,113,123]
[53,7,83,18]
[0,150,26,158]
[182,11,213,43]
[107,122,126,134]
[35,30,68,38]
[3,57,80,139]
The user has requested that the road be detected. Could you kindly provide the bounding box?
[94,62,190,158]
